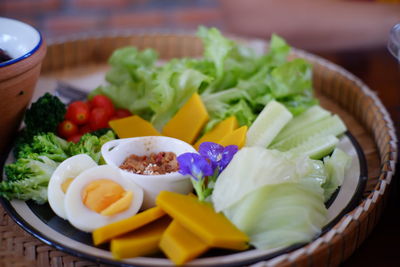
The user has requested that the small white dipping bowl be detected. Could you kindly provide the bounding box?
[101,136,197,209]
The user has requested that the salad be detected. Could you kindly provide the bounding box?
[0,27,352,265]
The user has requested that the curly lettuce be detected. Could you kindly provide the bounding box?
[90,27,317,132]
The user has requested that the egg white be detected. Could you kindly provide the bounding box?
[48,154,97,219]
[64,164,144,232]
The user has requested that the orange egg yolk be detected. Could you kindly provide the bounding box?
[82,179,131,215]
[61,178,74,193]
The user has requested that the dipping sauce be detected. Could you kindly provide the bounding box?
[120,152,179,175]
[0,49,12,63]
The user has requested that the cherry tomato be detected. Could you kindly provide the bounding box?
[90,95,115,118]
[58,120,79,139]
[79,124,92,135]
[85,100,93,110]
[89,107,109,130]
[108,115,119,124]
[67,134,83,143]
[114,108,132,119]
[65,101,90,125]
[108,109,132,125]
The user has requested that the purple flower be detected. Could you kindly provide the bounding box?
[177,153,213,181]
[199,142,238,173]
[177,142,238,202]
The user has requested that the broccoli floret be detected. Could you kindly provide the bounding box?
[98,130,116,145]
[13,129,34,159]
[3,132,68,204]
[68,130,116,163]
[89,128,114,137]
[1,156,59,204]
[16,133,69,162]
[3,130,115,204]
[13,94,66,159]
[0,181,48,204]
[31,133,69,161]
[24,93,66,134]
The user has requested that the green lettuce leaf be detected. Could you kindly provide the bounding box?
[89,47,158,120]
[197,26,235,83]
[196,27,316,129]
[149,60,211,130]
[106,46,157,85]
[90,27,318,133]
[267,58,313,98]
[260,34,291,67]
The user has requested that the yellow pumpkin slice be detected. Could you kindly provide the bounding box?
[194,116,238,150]
[156,191,249,250]
[160,220,209,265]
[110,216,171,259]
[219,126,248,149]
[92,206,165,245]
[162,93,209,144]
[109,115,161,138]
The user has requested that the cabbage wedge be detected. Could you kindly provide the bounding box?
[211,147,329,249]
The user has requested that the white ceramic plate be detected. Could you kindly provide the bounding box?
[0,133,367,267]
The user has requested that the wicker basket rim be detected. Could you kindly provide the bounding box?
[21,31,400,266]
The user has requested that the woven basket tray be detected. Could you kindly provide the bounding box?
[0,32,397,267]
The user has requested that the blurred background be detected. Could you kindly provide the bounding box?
[1,0,399,266]
[0,0,222,37]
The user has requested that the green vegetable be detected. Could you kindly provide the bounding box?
[212,147,329,249]
[223,178,327,249]
[149,60,211,130]
[13,93,66,158]
[24,93,66,133]
[201,92,255,133]
[67,130,116,164]
[288,135,339,160]
[245,100,293,147]
[197,31,316,130]
[3,131,116,204]
[89,127,114,137]
[89,27,317,132]
[270,114,347,151]
[322,148,352,200]
[1,156,59,204]
[211,147,327,212]
[90,47,158,120]
[267,58,313,98]
[13,129,35,159]
[16,132,69,162]
[273,105,331,143]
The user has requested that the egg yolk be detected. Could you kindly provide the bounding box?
[61,178,74,193]
[100,191,133,216]
[82,179,131,215]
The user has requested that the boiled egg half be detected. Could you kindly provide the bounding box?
[64,164,143,232]
[48,154,97,219]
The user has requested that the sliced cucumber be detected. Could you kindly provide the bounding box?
[246,100,293,147]
[288,135,339,160]
[271,105,331,145]
[269,115,346,151]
